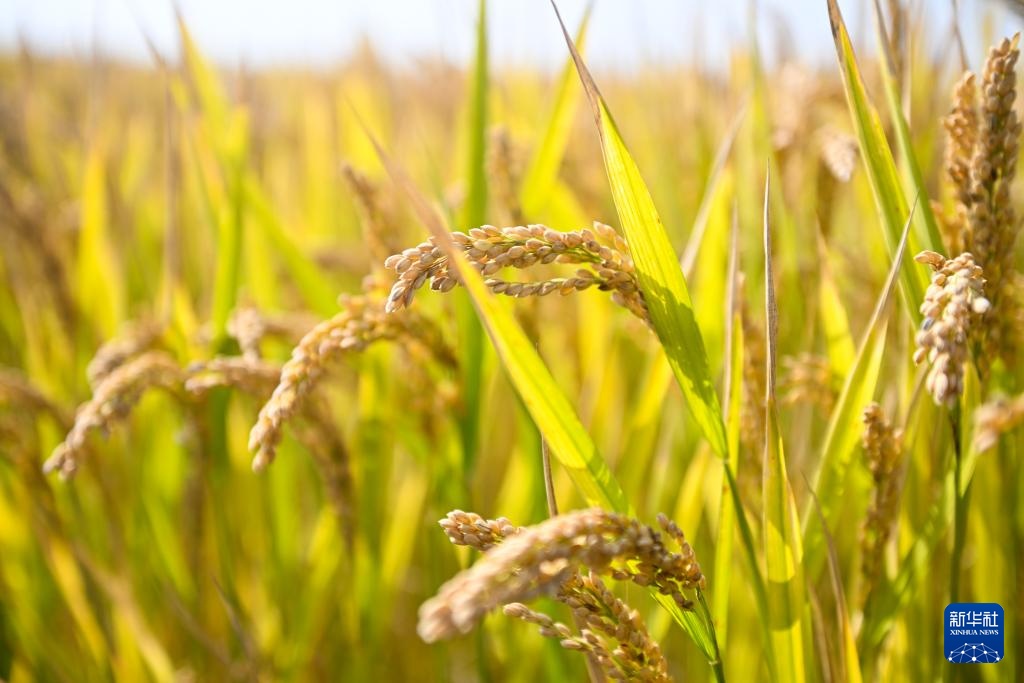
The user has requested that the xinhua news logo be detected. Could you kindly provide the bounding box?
[945,603,1004,664]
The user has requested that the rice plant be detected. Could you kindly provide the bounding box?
[1,1,1022,680]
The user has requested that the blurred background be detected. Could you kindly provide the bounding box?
[2,1,1024,682]
[2,0,1019,72]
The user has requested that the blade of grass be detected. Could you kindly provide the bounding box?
[552,0,727,458]
[803,201,914,576]
[762,171,808,683]
[825,0,929,324]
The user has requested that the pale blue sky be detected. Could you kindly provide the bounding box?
[0,0,1020,72]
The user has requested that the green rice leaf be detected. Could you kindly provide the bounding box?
[242,177,338,317]
[869,0,945,253]
[713,210,774,667]
[762,172,808,683]
[373,140,629,514]
[552,1,727,457]
[455,0,490,470]
[712,215,742,646]
[825,0,928,324]
[803,202,914,575]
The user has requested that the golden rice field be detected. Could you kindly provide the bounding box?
[1,1,1023,680]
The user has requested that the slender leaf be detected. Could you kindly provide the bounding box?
[762,172,807,683]
[825,0,929,323]
[803,203,914,575]
[869,0,945,253]
[455,0,490,472]
[552,1,727,457]
[373,142,629,514]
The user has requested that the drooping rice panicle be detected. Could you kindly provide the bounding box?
[86,319,163,389]
[437,510,669,679]
[248,294,456,470]
[974,393,1024,451]
[227,306,315,361]
[417,508,703,643]
[184,356,281,397]
[912,251,990,406]
[439,510,523,551]
[859,402,903,599]
[45,351,184,478]
[505,571,671,682]
[383,222,650,325]
[558,571,671,682]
